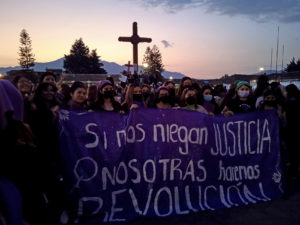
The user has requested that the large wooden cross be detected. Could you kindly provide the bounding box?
[118,22,152,74]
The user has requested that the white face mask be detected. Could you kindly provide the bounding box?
[203,94,213,102]
[238,90,250,98]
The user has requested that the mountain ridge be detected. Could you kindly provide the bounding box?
[0,58,186,79]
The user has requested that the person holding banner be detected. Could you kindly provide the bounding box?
[86,85,98,108]
[66,82,88,111]
[122,84,146,112]
[259,89,283,118]
[163,80,177,107]
[199,84,221,116]
[141,84,154,107]
[90,80,121,112]
[26,82,68,219]
[154,86,172,109]
[222,81,255,117]
[180,87,208,114]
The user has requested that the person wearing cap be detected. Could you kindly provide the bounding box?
[89,80,121,112]
[222,81,255,117]
[154,86,172,109]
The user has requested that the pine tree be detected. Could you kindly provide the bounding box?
[64,38,90,73]
[88,49,107,74]
[297,59,300,71]
[142,45,164,82]
[18,29,35,69]
[64,38,106,74]
[286,57,300,72]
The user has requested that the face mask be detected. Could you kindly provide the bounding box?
[238,90,250,98]
[169,88,175,96]
[203,94,213,102]
[264,100,277,107]
[159,95,170,104]
[103,90,114,99]
[186,96,196,105]
[143,93,150,99]
[133,94,143,102]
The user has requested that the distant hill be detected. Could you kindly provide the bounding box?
[0,58,185,79]
[253,70,283,75]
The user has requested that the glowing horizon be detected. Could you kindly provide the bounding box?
[1,0,300,79]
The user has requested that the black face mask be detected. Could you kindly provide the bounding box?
[159,95,170,104]
[103,90,114,99]
[264,100,277,107]
[143,93,150,99]
[133,94,143,102]
[186,96,196,105]
[169,88,175,96]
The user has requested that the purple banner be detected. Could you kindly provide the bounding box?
[58,108,283,224]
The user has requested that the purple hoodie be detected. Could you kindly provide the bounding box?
[0,80,24,131]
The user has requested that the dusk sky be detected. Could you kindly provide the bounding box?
[1,0,300,79]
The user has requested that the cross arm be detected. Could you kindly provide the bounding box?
[118,37,132,42]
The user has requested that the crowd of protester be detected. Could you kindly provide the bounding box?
[1,72,300,225]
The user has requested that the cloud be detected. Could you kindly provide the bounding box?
[137,0,300,23]
[139,0,203,13]
[161,40,173,48]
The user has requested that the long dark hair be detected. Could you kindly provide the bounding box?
[177,77,193,97]
[90,85,120,111]
[33,82,58,109]
[198,85,215,105]
[286,84,300,100]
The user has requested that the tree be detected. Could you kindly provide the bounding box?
[286,57,300,72]
[142,45,164,83]
[18,29,35,69]
[89,49,107,74]
[64,38,107,74]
